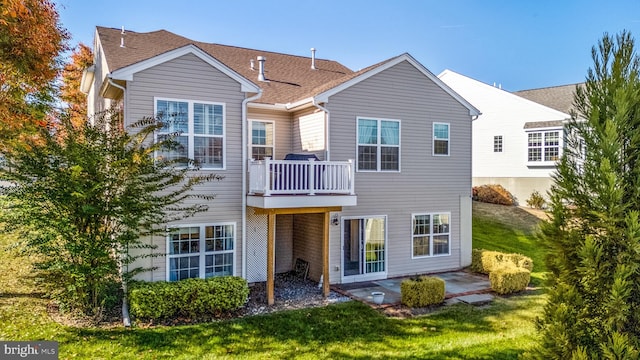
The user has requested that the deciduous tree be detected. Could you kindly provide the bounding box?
[0,0,68,147]
[60,43,93,128]
[0,109,222,319]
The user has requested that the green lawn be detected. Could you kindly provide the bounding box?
[0,202,547,359]
[472,201,548,286]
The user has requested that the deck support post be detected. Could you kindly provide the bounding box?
[323,211,330,298]
[267,212,275,305]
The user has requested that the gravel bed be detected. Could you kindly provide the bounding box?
[242,272,351,316]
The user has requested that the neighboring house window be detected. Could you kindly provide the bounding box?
[357,117,400,171]
[167,223,235,281]
[433,123,450,156]
[412,213,450,257]
[528,130,560,162]
[494,135,503,152]
[251,120,274,160]
[156,98,225,169]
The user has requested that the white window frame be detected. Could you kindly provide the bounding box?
[526,128,562,166]
[166,222,236,281]
[356,117,401,172]
[494,135,503,152]
[154,97,227,170]
[411,212,451,258]
[249,119,275,160]
[433,122,450,156]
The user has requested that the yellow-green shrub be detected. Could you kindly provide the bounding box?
[471,249,533,274]
[128,276,249,321]
[400,276,445,308]
[489,265,531,294]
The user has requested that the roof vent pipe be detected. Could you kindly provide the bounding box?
[120,26,125,48]
[311,48,316,70]
[250,58,255,71]
[257,56,266,81]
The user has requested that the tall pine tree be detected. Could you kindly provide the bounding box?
[527,31,640,359]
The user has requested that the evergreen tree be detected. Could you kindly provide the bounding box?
[527,31,640,359]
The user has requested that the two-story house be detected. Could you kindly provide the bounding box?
[83,26,479,305]
[438,70,571,204]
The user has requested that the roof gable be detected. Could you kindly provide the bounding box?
[109,44,261,93]
[312,54,480,116]
[438,69,570,120]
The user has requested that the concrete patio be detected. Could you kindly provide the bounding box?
[333,271,493,306]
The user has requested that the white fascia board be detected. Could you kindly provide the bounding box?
[285,97,315,110]
[313,54,481,117]
[247,102,288,111]
[109,44,261,93]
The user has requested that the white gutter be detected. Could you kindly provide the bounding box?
[107,77,131,328]
[242,90,263,279]
[312,99,331,160]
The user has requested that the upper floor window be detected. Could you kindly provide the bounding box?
[250,120,274,160]
[156,98,225,169]
[357,117,400,171]
[494,135,503,152]
[433,123,450,156]
[528,130,560,162]
[167,223,235,281]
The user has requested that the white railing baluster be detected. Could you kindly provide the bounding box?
[247,158,355,196]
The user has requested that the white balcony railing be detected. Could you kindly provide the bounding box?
[248,158,355,196]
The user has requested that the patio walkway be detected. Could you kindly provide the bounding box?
[332,271,493,306]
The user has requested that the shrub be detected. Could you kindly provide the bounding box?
[526,190,546,209]
[128,276,249,321]
[473,184,515,206]
[400,276,445,308]
[471,249,533,274]
[489,265,531,294]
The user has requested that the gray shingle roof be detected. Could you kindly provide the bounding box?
[97,26,355,105]
[514,83,584,114]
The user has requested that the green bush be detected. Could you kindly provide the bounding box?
[471,249,533,274]
[400,276,445,308]
[128,276,249,321]
[489,265,531,294]
[526,190,546,209]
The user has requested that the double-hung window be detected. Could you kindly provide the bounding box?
[357,117,400,171]
[250,120,274,160]
[167,223,235,281]
[527,130,560,163]
[412,213,450,257]
[156,98,225,169]
[433,123,450,156]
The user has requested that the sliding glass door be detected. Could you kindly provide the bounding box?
[342,216,386,282]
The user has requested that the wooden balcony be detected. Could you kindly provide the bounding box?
[247,158,357,209]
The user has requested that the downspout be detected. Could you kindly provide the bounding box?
[107,77,131,328]
[242,91,263,280]
[311,99,330,160]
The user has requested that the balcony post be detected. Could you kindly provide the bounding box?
[308,158,316,196]
[264,157,271,196]
[348,159,355,195]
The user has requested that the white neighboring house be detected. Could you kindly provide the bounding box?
[438,70,571,204]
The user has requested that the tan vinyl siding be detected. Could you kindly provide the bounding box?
[292,213,324,282]
[275,214,293,273]
[327,60,472,278]
[292,107,326,160]
[126,53,246,280]
[247,108,292,160]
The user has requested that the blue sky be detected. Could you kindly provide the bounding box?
[57,0,640,91]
